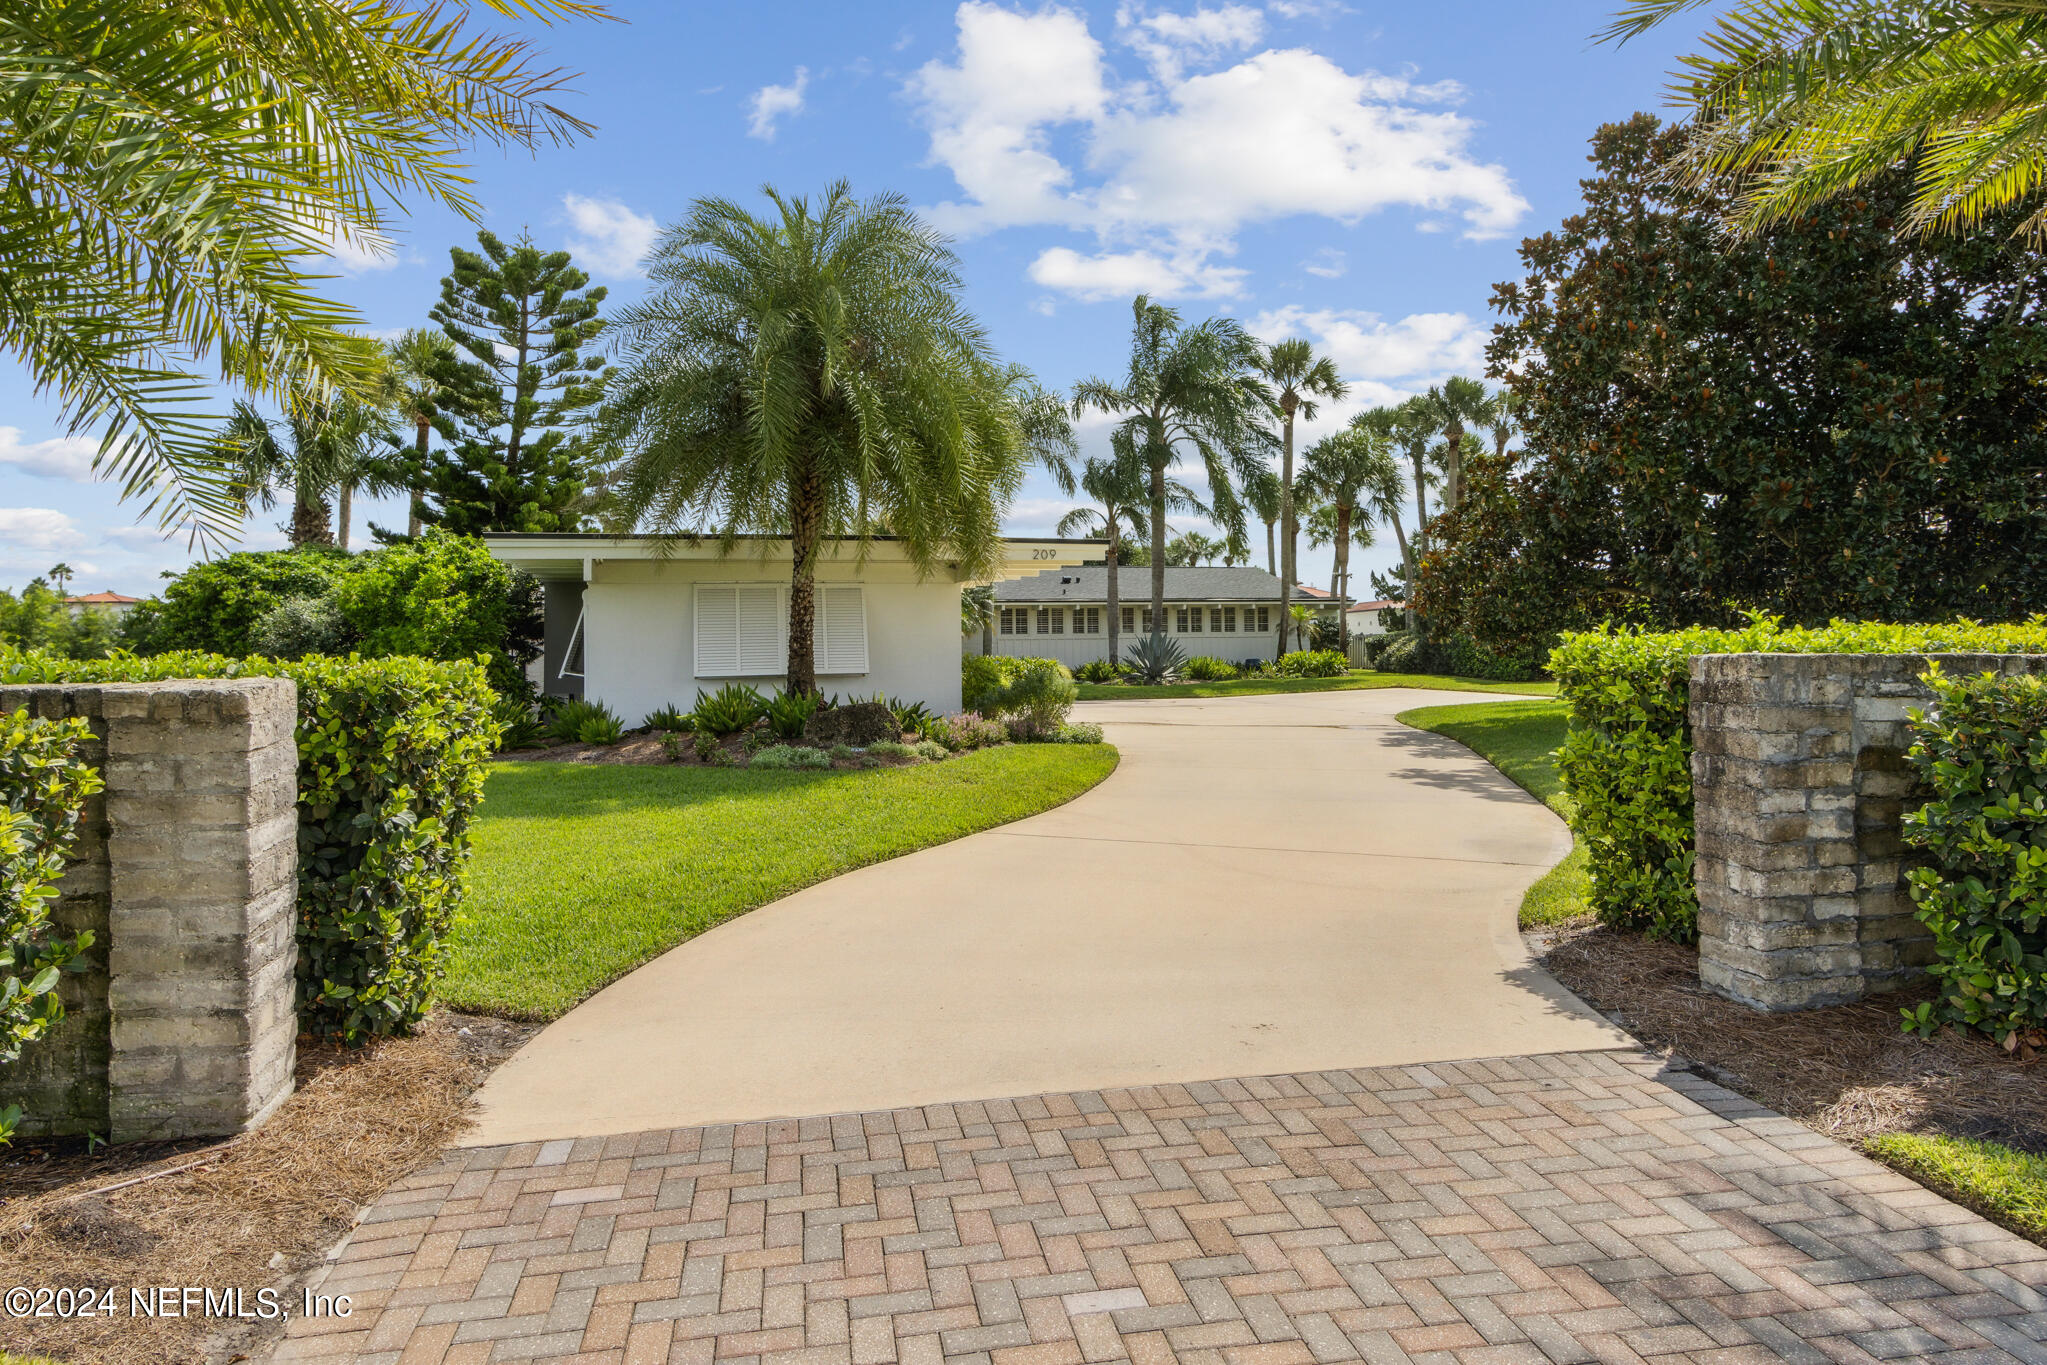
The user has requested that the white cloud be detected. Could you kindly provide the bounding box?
[562,194,659,277]
[308,219,400,275]
[0,508,86,552]
[0,428,99,482]
[1249,305,1488,386]
[747,67,810,141]
[1301,246,1346,279]
[1029,246,1246,300]
[909,4,1527,299]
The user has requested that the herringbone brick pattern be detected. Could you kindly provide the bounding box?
[272,1050,2047,1364]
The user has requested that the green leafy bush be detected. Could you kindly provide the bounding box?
[1902,667,2047,1047]
[644,704,692,732]
[750,744,833,770]
[1376,632,1422,673]
[691,683,765,736]
[886,696,935,736]
[1073,658,1122,683]
[0,708,103,1142]
[867,741,920,760]
[574,712,625,745]
[1182,656,1240,681]
[911,739,949,761]
[765,689,824,740]
[1427,634,1543,683]
[118,547,349,657]
[693,730,722,762]
[1276,649,1347,678]
[1551,617,2047,943]
[0,647,500,1042]
[1124,633,1185,684]
[1051,721,1105,744]
[989,658,1078,738]
[250,593,352,659]
[962,654,1009,714]
[928,711,1007,752]
[803,700,896,747]
[547,698,619,744]
[1360,632,1406,668]
[492,696,551,750]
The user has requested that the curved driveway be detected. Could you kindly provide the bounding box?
[463,688,1628,1146]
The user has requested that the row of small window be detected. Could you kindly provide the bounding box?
[998,605,1273,636]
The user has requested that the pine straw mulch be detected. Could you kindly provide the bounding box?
[1535,920,2047,1155]
[0,1012,536,1365]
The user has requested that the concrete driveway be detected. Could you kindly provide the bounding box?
[463,688,1628,1146]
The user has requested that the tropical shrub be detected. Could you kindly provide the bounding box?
[867,741,921,760]
[885,696,934,736]
[911,739,948,761]
[547,698,619,745]
[989,658,1078,737]
[765,689,823,740]
[249,592,351,659]
[1,582,125,660]
[1051,721,1105,744]
[1124,633,1185,684]
[0,648,500,1042]
[1182,656,1239,681]
[1073,658,1122,683]
[1902,668,2047,1048]
[691,683,766,736]
[573,711,624,745]
[750,744,832,770]
[0,708,103,1142]
[693,730,722,762]
[492,696,551,750]
[962,653,1009,714]
[1377,632,1422,673]
[644,704,692,732]
[1360,632,1406,668]
[119,548,349,657]
[928,711,1007,752]
[803,700,897,747]
[1427,633,1542,683]
[1276,649,1347,678]
[1550,617,2047,944]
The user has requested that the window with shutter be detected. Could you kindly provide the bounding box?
[814,585,869,675]
[736,585,783,674]
[695,584,785,678]
[694,585,740,676]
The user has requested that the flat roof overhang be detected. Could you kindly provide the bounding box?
[480,533,1107,583]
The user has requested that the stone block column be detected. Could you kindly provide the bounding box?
[0,677,298,1140]
[1689,652,2047,1011]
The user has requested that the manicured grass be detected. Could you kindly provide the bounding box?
[1076,671,1556,701]
[1864,1133,2047,1242]
[446,744,1118,1019]
[1397,698,1590,930]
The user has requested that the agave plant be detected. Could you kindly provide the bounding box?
[1124,632,1186,685]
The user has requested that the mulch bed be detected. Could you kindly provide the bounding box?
[1534,920,2047,1154]
[0,1012,537,1365]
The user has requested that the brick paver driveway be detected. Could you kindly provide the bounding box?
[276,1050,2047,1365]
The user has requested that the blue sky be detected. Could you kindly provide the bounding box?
[0,1,1683,598]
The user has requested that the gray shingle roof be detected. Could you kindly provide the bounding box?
[995,566,1286,603]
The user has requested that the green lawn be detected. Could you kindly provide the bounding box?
[1077,671,1556,702]
[1865,1133,2047,1242]
[1396,698,1590,930]
[448,743,1118,1019]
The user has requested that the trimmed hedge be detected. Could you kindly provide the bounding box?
[1903,667,2047,1047]
[1549,617,2047,943]
[1276,649,1347,678]
[0,707,103,1140]
[0,647,500,1042]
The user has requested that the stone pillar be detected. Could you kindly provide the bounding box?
[0,678,299,1140]
[1689,653,2047,1011]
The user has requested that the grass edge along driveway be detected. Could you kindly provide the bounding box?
[1397,697,1586,931]
[447,743,1118,1021]
[1077,670,1557,701]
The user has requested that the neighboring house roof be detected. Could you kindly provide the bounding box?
[1346,598,1405,613]
[66,591,138,605]
[996,566,1288,603]
[1293,584,1331,599]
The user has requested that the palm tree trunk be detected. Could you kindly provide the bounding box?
[1445,425,1464,510]
[1263,519,1275,575]
[786,458,822,696]
[337,481,353,551]
[1409,450,1431,645]
[1276,399,1295,661]
[1149,440,1166,646]
[981,616,992,656]
[1105,526,1121,669]
[409,415,430,537]
[1334,504,1352,649]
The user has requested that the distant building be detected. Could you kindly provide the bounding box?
[1344,598,1406,638]
[64,591,140,619]
[988,567,1345,667]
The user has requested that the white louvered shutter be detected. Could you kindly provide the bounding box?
[816,585,868,675]
[694,585,739,677]
[736,585,783,674]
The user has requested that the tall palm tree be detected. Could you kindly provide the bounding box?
[1300,422,1400,648]
[1387,397,1441,638]
[601,183,1070,695]
[1604,1,2047,241]
[218,392,393,550]
[1073,297,1271,656]
[384,328,460,537]
[1254,339,1347,660]
[1055,446,1199,667]
[1486,387,1524,461]
[1242,465,1281,575]
[1425,375,1491,512]
[45,564,73,597]
[1167,530,1225,566]
[5,0,611,545]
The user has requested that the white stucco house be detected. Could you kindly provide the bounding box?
[482,533,1103,723]
[984,566,1346,670]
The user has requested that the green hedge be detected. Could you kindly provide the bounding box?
[0,707,103,1140]
[1276,649,1347,678]
[0,648,499,1041]
[1903,667,2047,1046]
[1549,617,2047,943]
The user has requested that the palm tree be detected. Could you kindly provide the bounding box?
[218,392,394,550]
[1242,465,1281,575]
[1425,375,1491,512]
[5,1,610,545]
[1167,530,1225,566]
[1604,1,2047,241]
[45,564,73,598]
[1486,387,1524,461]
[1072,297,1271,659]
[1386,397,1442,639]
[1056,447,1194,667]
[961,584,997,657]
[384,329,460,537]
[1254,340,1347,661]
[601,183,1071,695]
[1300,423,1401,648]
